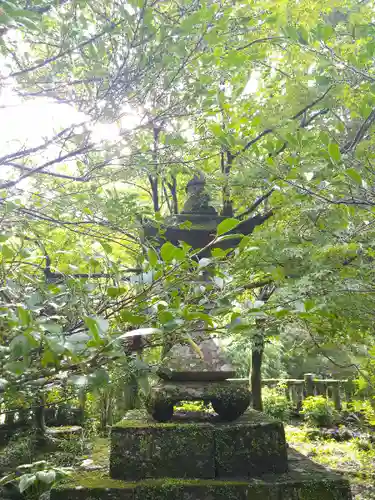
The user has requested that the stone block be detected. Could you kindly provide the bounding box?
[214,413,288,477]
[110,420,214,480]
[110,410,287,480]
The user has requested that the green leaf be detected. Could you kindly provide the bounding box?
[4,361,25,375]
[0,233,10,242]
[346,168,362,185]
[211,248,228,258]
[160,242,178,262]
[216,218,239,236]
[36,470,56,484]
[282,25,300,41]
[17,306,31,326]
[41,349,56,367]
[89,368,109,388]
[19,474,37,493]
[304,299,315,312]
[147,248,158,267]
[100,241,112,254]
[107,286,126,298]
[209,122,223,137]
[315,23,334,41]
[184,311,213,325]
[1,244,14,259]
[158,310,174,324]
[4,201,17,213]
[120,310,146,325]
[41,322,62,334]
[328,143,341,163]
[9,335,32,357]
[84,316,108,344]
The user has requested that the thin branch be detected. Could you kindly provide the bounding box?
[233,86,333,159]
[7,21,123,79]
[0,123,86,165]
[0,146,92,189]
[243,279,273,290]
[3,162,89,181]
[236,37,287,52]
[342,108,375,153]
[237,189,275,219]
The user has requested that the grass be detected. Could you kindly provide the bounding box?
[285,424,375,500]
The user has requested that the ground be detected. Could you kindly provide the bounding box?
[285,424,375,500]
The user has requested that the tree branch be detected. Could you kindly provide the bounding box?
[0,146,92,189]
[342,108,375,153]
[234,86,333,159]
[237,188,275,219]
[7,21,123,79]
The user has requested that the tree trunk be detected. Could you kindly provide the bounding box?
[221,151,234,217]
[250,285,276,411]
[148,175,159,213]
[167,175,178,214]
[33,395,46,443]
[251,333,265,411]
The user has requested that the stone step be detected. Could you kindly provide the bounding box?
[51,451,352,499]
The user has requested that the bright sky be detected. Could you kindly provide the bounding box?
[0,58,258,186]
[0,79,145,185]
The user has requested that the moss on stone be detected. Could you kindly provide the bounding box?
[110,423,214,480]
[57,471,134,490]
[111,410,288,481]
[51,472,351,500]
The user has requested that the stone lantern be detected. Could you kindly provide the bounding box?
[143,173,250,422]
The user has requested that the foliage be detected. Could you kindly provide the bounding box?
[1,0,375,471]
[301,396,338,427]
[54,434,86,467]
[0,460,68,500]
[0,433,35,472]
[286,424,375,499]
[350,399,375,427]
[174,401,211,413]
[262,385,292,421]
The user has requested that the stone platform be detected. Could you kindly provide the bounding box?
[110,410,287,480]
[51,451,351,500]
[51,410,352,500]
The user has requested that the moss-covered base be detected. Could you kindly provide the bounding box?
[110,410,287,480]
[51,451,352,499]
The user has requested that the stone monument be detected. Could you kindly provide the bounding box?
[146,172,250,422]
[51,175,352,499]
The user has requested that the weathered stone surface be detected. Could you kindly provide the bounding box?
[215,414,288,477]
[148,380,249,405]
[110,419,214,480]
[110,410,286,480]
[158,337,236,381]
[146,380,250,422]
[51,451,352,500]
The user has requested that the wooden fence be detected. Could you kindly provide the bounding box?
[233,373,357,411]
